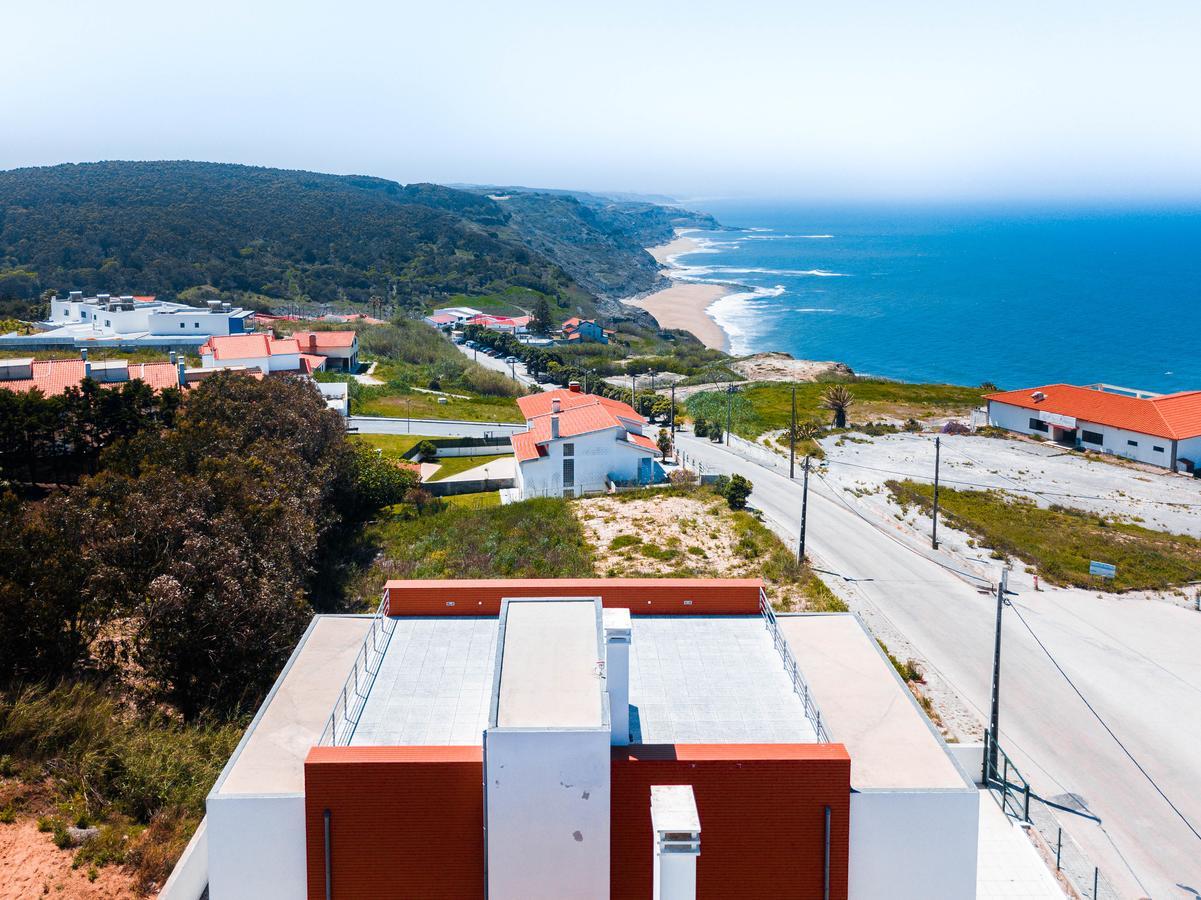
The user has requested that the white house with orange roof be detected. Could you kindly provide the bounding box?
[985,382,1201,473]
[199,334,325,374]
[510,384,662,498]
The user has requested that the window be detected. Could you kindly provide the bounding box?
[562,458,575,487]
[1082,430,1104,446]
[1028,418,1049,433]
[194,322,200,328]
[104,319,110,327]
[180,322,186,328]
[562,443,575,457]
[1153,446,1165,453]
[1127,440,1138,447]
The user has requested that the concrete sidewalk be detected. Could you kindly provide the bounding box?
[977,794,1066,898]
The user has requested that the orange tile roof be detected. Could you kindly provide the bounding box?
[200,333,299,361]
[986,384,1201,440]
[517,389,640,422]
[298,353,326,373]
[291,330,358,350]
[510,431,544,462]
[0,359,178,394]
[626,432,661,454]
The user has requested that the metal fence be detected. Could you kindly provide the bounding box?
[316,595,397,746]
[983,730,1121,899]
[759,589,830,742]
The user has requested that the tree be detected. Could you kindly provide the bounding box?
[415,440,438,462]
[820,385,855,428]
[656,428,672,457]
[693,417,708,438]
[724,474,753,510]
[708,422,723,442]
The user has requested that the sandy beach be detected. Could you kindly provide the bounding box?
[625,234,732,351]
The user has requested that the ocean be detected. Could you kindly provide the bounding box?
[674,201,1201,392]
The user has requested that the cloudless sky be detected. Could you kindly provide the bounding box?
[6,0,1201,201]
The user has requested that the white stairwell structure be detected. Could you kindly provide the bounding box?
[651,785,701,900]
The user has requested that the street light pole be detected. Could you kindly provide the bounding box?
[670,384,676,433]
[798,455,811,563]
[932,436,941,550]
[631,373,637,411]
[986,568,1009,782]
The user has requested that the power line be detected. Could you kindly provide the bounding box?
[1007,601,1201,846]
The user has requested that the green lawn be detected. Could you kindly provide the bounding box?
[686,380,986,439]
[350,433,440,459]
[357,391,523,422]
[426,454,510,482]
[446,490,502,509]
[365,497,594,581]
[887,480,1201,591]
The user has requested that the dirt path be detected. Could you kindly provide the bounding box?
[0,821,141,899]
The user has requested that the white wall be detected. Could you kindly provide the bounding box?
[149,311,236,336]
[849,789,979,900]
[989,401,1176,468]
[485,728,611,899]
[1176,436,1201,471]
[517,427,653,497]
[206,794,306,900]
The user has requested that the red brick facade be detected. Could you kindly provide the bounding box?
[611,744,851,900]
[383,578,764,617]
[304,746,485,899]
[303,742,849,899]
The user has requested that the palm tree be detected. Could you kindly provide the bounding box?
[819,385,855,428]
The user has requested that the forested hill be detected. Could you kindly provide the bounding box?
[0,161,715,319]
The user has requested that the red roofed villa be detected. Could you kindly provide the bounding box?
[985,382,1201,473]
[510,384,663,498]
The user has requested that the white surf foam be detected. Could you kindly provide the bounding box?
[705,285,787,356]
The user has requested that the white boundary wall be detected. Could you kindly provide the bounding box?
[849,789,979,900]
[206,794,306,900]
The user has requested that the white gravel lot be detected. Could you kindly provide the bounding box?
[816,430,1201,538]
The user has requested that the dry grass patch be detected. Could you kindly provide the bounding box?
[573,487,844,612]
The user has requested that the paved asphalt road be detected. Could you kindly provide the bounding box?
[348,416,525,438]
[677,431,1201,899]
[455,342,542,388]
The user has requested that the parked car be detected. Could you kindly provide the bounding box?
[505,356,519,364]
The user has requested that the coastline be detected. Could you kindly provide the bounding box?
[623,233,735,351]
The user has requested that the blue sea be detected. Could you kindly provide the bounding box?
[674,202,1201,392]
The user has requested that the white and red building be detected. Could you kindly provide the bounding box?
[168,577,995,900]
[561,317,610,344]
[985,383,1201,473]
[510,387,662,498]
[465,313,532,335]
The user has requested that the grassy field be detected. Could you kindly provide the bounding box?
[0,682,242,891]
[356,391,523,422]
[686,380,986,439]
[359,497,594,587]
[426,454,509,481]
[887,480,1201,591]
[446,491,501,509]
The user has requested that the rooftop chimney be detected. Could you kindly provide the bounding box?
[603,608,631,746]
[177,359,186,387]
[569,380,582,393]
[651,785,701,900]
[550,414,560,439]
[169,351,177,365]
[552,397,562,414]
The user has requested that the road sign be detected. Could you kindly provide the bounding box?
[1088,561,1116,579]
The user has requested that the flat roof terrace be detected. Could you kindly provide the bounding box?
[349,612,816,746]
[777,613,970,790]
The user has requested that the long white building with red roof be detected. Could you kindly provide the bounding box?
[985,382,1201,472]
[511,385,662,498]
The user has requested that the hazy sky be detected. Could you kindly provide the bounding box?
[6,0,1201,201]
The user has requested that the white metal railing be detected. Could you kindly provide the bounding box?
[317,594,396,746]
[760,588,830,742]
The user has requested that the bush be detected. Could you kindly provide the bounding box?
[414,440,438,461]
[668,468,698,489]
[708,423,723,442]
[724,474,753,510]
[693,418,708,438]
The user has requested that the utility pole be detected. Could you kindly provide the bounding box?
[670,384,676,433]
[986,568,1009,782]
[790,384,797,479]
[631,373,637,411]
[932,436,941,550]
[798,455,811,563]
